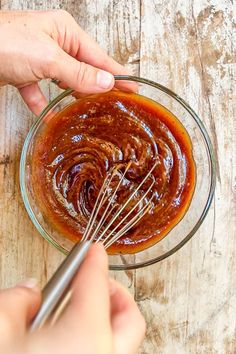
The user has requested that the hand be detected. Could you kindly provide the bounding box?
[0,10,130,115]
[0,244,145,354]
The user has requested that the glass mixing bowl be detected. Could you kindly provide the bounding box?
[20,75,216,270]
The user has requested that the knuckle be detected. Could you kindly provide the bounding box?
[24,92,43,108]
[44,48,61,78]
[26,95,38,107]
[75,62,89,87]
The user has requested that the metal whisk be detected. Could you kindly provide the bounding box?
[81,161,156,249]
[31,161,157,331]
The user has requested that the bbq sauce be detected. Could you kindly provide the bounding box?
[32,90,196,254]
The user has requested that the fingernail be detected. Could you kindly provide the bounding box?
[97,70,114,89]
[16,278,38,290]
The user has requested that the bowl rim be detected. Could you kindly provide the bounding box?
[20,75,216,270]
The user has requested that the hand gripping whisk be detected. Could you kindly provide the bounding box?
[30,161,157,331]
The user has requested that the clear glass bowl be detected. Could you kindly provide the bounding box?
[20,75,216,270]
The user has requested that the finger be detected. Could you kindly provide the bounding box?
[74,27,128,76]
[57,243,110,333]
[81,39,126,74]
[0,279,41,340]
[51,13,128,78]
[42,244,112,354]
[18,83,48,115]
[52,80,137,98]
[48,48,116,94]
[110,278,146,354]
[74,27,137,92]
[49,12,137,92]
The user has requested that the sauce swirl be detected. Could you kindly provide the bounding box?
[32,91,196,253]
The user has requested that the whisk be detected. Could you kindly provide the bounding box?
[30,161,157,331]
[81,160,156,248]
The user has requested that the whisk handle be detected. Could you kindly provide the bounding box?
[30,241,91,331]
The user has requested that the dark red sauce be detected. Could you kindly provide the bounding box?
[32,90,196,254]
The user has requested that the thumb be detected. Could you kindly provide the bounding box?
[0,279,41,340]
[47,48,115,94]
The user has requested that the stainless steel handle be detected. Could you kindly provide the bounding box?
[30,241,91,331]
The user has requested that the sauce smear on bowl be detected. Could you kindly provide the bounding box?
[32,91,196,254]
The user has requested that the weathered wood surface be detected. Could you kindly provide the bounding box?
[0,1,235,353]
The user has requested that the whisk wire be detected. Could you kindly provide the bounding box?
[92,161,157,243]
[104,196,155,249]
[98,176,155,244]
[82,161,157,249]
[81,165,119,241]
[88,162,132,243]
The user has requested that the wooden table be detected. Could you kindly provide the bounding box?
[0,1,235,353]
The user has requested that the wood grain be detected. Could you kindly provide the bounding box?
[138,2,235,353]
[0,1,235,353]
